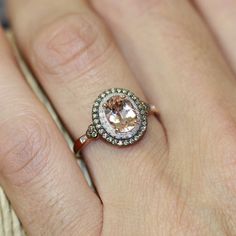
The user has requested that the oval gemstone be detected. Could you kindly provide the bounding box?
[103,95,138,133]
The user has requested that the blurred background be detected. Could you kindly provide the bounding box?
[0,0,8,28]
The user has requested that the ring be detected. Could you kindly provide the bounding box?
[73,88,158,154]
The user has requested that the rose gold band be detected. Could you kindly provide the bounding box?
[73,105,158,155]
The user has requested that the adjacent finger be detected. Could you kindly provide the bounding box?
[0,29,101,235]
[192,0,236,73]
[90,0,236,140]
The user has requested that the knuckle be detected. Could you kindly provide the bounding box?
[0,112,52,186]
[31,13,112,79]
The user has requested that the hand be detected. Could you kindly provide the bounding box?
[1,0,236,235]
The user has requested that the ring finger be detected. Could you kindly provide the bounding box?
[7,0,167,220]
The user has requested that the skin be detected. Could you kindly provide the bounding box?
[0,0,236,235]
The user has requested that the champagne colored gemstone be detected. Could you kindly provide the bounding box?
[104,95,138,133]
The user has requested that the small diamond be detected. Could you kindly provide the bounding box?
[124,140,129,145]
[98,129,104,134]
[94,102,99,107]
[129,138,134,144]
[140,110,145,115]
[86,125,98,139]
[94,119,99,124]
[141,126,147,131]
[102,133,108,138]
[80,136,87,144]
[128,91,133,96]
[142,115,147,120]
[118,140,123,146]
[96,124,101,129]
[107,137,113,142]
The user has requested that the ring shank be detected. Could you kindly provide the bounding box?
[73,135,90,154]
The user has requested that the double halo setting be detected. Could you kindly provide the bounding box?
[74,88,157,154]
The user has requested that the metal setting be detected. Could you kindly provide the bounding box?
[73,88,158,154]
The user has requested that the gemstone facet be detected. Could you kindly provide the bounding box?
[104,95,138,133]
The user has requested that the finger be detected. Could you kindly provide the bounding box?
[0,29,101,235]
[7,0,167,218]
[89,0,236,140]
[192,0,236,73]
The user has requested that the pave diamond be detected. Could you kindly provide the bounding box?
[103,95,138,133]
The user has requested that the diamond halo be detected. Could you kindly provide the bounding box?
[91,88,149,147]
